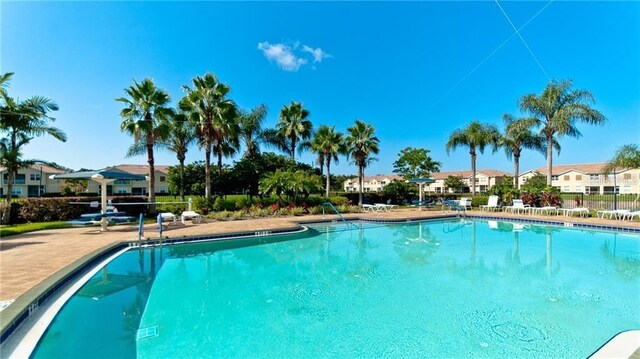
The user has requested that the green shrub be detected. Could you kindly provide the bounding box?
[158,203,187,214]
[290,207,305,216]
[277,207,290,216]
[213,197,237,212]
[236,197,256,210]
[213,210,232,220]
[192,196,213,211]
[327,196,350,206]
[471,196,488,208]
[307,206,323,215]
[231,211,245,220]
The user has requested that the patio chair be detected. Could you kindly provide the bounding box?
[181,210,203,224]
[480,196,499,211]
[530,206,557,215]
[622,210,640,221]
[374,203,397,212]
[503,199,530,214]
[558,207,589,217]
[160,212,180,225]
[459,197,472,210]
[362,204,379,212]
[597,209,630,220]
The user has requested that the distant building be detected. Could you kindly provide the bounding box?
[0,163,66,198]
[343,174,403,193]
[85,164,171,195]
[424,170,512,194]
[518,163,640,194]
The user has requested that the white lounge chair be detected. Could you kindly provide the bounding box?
[622,210,640,221]
[503,199,530,214]
[459,197,472,210]
[160,212,179,225]
[531,206,557,215]
[362,204,379,212]
[480,196,499,211]
[181,210,202,224]
[374,203,397,212]
[558,207,589,217]
[597,209,630,220]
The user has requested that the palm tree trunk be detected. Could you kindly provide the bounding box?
[546,133,553,186]
[147,141,156,213]
[179,159,185,200]
[204,140,212,199]
[291,137,296,160]
[358,164,364,206]
[325,158,331,197]
[6,171,14,205]
[217,150,223,176]
[513,153,520,188]
[470,148,477,195]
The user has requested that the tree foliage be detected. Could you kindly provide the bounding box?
[382,180,417,204]
[603,144,640,174]
[443,175,464,193]
[346,120,380,205]
[392,147,441,180]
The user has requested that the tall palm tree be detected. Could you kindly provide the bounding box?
[603,144,640,174]
[179,73,236,198]
[239,104,267,158]
[499,114,550,188]
[165,112,196,200]
[1,77,66,204]
[276,101,312,159]
[117,78,173,209]
[445,121,500,195]
[311,125,346,197]
[519,80,606,185]
[346,120,380,206]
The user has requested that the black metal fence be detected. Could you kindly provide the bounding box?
[560,193,639,210]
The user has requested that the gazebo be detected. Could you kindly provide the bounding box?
[407,177,435,209]
[50,169,147,231]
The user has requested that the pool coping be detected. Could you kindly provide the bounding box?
[1,212,639,349]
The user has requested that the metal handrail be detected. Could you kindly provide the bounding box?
[321,202,358,229]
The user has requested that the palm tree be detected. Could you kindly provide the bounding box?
[179,73,236,198]
[445,121,500,195]
[276,101,312,159]
[117,78,173,209]
[1,77,66,204]
[165,112,196,200]
[311,125,346,197]
[239,104,267,158]
[346,120,380,206]
[499,114,549,188]
[603,144,640,174]
[519,80,606,185]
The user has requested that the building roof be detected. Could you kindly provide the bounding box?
[0,162,67,174]
[344,174,403,183]
[520,162,626,176]
[108,164,170,175]
[430,169,511,180]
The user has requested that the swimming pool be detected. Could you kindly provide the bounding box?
[13,219,640,358]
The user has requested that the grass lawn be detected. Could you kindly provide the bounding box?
[0,221,71,238]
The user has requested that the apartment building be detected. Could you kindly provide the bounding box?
[518,163,640,194]
[343,175,403,192]
[85,164,171,195]
[424,170,512,194]
[0,163,67,198]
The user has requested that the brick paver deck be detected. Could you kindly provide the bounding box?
[1,208,638,302]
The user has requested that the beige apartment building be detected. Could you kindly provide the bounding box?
[343,175,403,193]
[424,170,512,194]
[0,163,67,198]
[518,163,640,194]
[85,164,171,195]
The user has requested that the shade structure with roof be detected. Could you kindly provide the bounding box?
[407,177,436,209]
[50,169,147,231]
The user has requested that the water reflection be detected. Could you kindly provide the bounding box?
[392,223,440,267]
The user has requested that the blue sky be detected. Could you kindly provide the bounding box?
[2,1,639,176]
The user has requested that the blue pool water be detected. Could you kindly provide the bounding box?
[29,219,640,358]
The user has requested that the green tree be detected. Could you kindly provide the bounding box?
[167,162,206,196]
[259,169,321,202]
[443,175,464,193]
[311,125,346,197]
[179,73,237,198]
[498,114,550,188]
[239,104,268,158]
[521,172,547,193]
[1,73,66,204]
[117,78,173,209]
[392,147,441,180]
[445,121,500,195]
[164,112,196,200]
[520,79,606,185]
[382,180,417,204]
[603,144,640,174]
[275,101,312,159]
[346,120,380,206]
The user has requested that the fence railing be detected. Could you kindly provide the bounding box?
[559,193,640,210]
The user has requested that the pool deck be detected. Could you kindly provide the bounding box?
[1,208,639,304]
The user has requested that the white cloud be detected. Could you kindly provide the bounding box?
[257,42,307,72]
[302,45,331,63]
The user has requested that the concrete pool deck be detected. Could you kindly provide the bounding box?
[2,208,639,303]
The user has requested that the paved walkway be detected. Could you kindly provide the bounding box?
[1,209,638,302]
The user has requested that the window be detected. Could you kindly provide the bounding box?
[563,175,570,181]
[624,173,632,180]
[30,173,41,181]
[521,178,527,183]
[551,175,559,181]
[575,175,582,180]
[590,174,599,181]
[114,179,130,185]
[160,176,166,182]
[563,186,570,192]
[12,187,22,195]
[116,188,128,194]
[623,185,631,193]
[4,174,26,184]
[575,186,583,192]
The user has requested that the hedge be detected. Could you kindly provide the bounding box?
[17,196,149,223]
